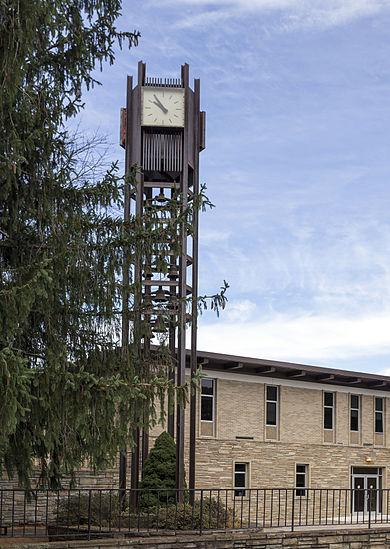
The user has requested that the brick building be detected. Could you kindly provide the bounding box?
[3,346,390,527]
[149,349,390,515]
[3,348,390,521]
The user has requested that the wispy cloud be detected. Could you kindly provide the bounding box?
[198,310,390,366]
[76,0,390,371]
[159,0,390,30]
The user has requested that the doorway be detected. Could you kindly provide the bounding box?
[351,467,382,514]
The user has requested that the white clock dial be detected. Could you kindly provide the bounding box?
[141,87,185,127]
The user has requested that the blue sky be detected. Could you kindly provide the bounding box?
[77,0,390,374]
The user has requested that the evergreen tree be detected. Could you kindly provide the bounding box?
[139,432,179,508]
[0,0,227,489]
[0,0,159,488]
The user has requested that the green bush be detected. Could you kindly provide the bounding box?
[139,431,181,508]
[147,497,237,530]
[55,493,238,531]
[55,492,122,527]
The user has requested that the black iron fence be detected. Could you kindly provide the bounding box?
[1,487,390,540]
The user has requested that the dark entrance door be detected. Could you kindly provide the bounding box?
[352,470,380,514]
[353,476,365,514]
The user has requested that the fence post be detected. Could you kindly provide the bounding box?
[87,490,92,541]
[199,489,204,536]
[291,489,295,532]
[368,488,371,529]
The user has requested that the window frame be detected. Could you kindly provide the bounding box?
[375,397,384,434]
[234,462,249,498]
[200,378,215,423]
[323,391,335,431]
[265,385,279,427]
[350,394,360,432]
[295,463,309,497]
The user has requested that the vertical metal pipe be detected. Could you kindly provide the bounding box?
[119,74,133,506]
[176,63,190,499]
[168,180,176,437]
[130,64,145,504]
[189,78,201,500]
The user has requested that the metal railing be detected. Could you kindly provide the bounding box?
[0,487,389,540]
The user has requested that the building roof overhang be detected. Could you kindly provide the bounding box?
[186,349,390,392]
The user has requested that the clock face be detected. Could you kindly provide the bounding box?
[141,87,185,127]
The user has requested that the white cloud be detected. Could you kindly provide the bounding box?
[376,367,390,376]
[201,227,232,244]
[161,0,390,30]
[200,209,390,315]
[198,311,390,366]
[224,299,258,322]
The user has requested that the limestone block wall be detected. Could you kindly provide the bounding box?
[194,438,390,489]
[5,526,390,549]
[150,375,390,446]
[147,373,390,494]
[3,372,390,499]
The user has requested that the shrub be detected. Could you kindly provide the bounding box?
[55,492,122,527]
[139,431,181,508]
[55,493,238,531]
[147,497,237,530]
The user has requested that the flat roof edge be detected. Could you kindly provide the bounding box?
[186,349,390,391]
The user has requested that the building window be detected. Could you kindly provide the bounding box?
[201,378,215,422]
[266,385,278,426]
[375,397,384,434]
[234,463,248,497]
[350,395,360,432]
[323,392,335,430]
[295,464,308,496]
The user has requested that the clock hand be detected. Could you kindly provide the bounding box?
[152,100,168,114]
[153,94,168,114]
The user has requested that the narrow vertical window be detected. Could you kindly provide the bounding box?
[350,395,360,432]
[375,397,384,434]
[234,463,248,497]
[266,385,278,426]
[201,379,214,422]
[323,392,334,430]
[295,464,308,496]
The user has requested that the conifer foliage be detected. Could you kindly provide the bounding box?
[0,0,160,488]
[0,0,228,489]
[140,432,179,507]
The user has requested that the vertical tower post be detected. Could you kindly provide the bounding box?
[119,74,133,502]
[189,77,201,500]
[175,63,189,497]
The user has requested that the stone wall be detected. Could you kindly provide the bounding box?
[3,373,390,495]
[149,374,390,491]
[195,376,390,446]
[3,526,390,549]
[193,438,390,489]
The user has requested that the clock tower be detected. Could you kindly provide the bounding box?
[120,61,205,495]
